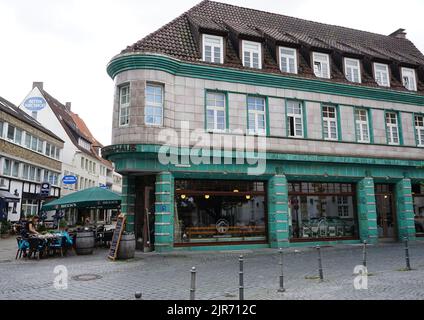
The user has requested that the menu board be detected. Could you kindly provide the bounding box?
[108,215,126,261]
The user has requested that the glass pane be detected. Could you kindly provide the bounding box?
[174,180,266,244]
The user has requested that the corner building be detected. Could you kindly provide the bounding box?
[103,0,424,252]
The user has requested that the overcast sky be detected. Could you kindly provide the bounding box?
[1,0,423,146]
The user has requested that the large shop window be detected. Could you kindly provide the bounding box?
[289,182,359,241]
[413,184,424,237]
[174,180,267,245]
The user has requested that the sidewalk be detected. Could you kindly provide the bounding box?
[1,237,424,300]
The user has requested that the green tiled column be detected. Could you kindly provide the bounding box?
[267,175,289,248]
[396,179,416,240]
[357,177,378,244]
[121,175,136,232]
[154,172,174,252]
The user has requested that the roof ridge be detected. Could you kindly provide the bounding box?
[123,0,210,54]
[206,0,410,42]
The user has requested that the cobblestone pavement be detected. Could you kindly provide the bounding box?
[1,237,424,300]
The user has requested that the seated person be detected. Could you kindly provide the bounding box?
[26,216,40,236]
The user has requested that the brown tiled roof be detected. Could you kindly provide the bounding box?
[39,89,106,160]
[70,113,113,168]
[121,0,424,93]
[0,96,63,142]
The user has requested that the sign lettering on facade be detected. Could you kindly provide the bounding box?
[23,97,47,112]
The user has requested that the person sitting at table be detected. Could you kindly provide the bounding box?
[27,216,40,236]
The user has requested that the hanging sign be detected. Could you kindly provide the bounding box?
[62,175,78,185]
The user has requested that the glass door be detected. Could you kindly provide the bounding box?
[375,184,397,239]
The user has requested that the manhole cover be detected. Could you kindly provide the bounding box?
[72,274,102,282]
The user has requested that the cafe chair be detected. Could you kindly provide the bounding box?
[15,237,29,260]
[49,236,65,257]
[27,238,45,260]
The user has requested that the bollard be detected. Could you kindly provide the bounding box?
[362,240,367,268]
[239,255,244,300]
[134,291,142,300]
[278,248,285,293]
[404,237,411,271]
[190,267,196,300]
[316,245,324,281]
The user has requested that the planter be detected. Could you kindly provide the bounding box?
[117,232,136,260]
[75,230,95,255]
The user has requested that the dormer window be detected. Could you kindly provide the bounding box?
[401,67,417,91]
[78,138,91,150]
[374,63,390,87]
[312,52,330,79]
[202,34,224,64]
[344,58,361,83]
[242,40,262,69]
[279,47,297,74]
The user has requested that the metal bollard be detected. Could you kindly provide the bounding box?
[239,255,244,300]
[190,267,196,300]
[404,237,411,271]
[134,291,142,300]
[278,248,285,293]
[316,245,324,281]
[362,240,367,268]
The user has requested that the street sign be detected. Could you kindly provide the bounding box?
[40,182,51,197]
[62,175,78,185]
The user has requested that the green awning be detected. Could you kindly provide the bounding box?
[41,187,121,211]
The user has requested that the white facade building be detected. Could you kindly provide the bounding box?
[19,82,122,225]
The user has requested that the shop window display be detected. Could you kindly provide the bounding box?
[174,180,267,245]
[288,182,358,240]
[413,184,424,237]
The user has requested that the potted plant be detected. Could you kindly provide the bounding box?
[59,219,68,231]
[0,220,12,239]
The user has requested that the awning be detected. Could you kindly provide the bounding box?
[0,190,20,203]
[41,187,121,211]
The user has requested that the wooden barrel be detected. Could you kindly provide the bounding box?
[117,232,135,260]
[75,230,95,255]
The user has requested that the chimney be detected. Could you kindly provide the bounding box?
[32,82,44,90]
[389,28,407,39]
[65,102,72,112]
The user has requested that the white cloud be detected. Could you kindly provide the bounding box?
[0,0,423,146]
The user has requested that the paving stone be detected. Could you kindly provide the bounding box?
[1,238,424,300]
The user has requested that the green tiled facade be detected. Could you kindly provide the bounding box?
[396,179,416,240]
[104,145,423,251]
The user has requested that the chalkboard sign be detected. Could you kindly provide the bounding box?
[108,215,126,261]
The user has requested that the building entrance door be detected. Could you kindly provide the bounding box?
[375,184,397,240]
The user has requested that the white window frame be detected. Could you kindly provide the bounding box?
[344,58,361,83]
[247,96,267,135]
[401,67,417,91]
[312,52,330,79]
[415,115,424,147]
[206,91,226,132]
[355,109,370,143]
[337,196,350,218]
[145,83,164,126]
[119,84,130,127]
[374,63,390,87]
[279,47,298,74]
[287,100,304,138]
[322,105,338,140]
[242,40,262,69]
[202,34,224,64]
[386,112,400,145]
